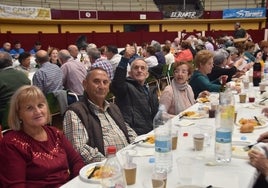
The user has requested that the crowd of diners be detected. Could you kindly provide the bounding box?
[1,22,268,187]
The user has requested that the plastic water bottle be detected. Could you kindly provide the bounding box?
[215,88,233,163]
[101,146,126,188]
[215,127,232,163]
[264,60,268,83]
[153,105,172,173]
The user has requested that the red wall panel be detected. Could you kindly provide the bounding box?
[51,10,162,20]
[0,30,264,51]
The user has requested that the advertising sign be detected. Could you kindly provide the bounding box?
[0,4,51,19]
[223,8,266,19]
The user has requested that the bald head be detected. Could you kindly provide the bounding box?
[0,51,13,69]
[3,42,11,51]
[68,44,79,59]
[35,50,49,64]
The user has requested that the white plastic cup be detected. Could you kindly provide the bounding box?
[176,157,193,185]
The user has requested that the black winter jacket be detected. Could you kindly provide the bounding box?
[111,66,159,135]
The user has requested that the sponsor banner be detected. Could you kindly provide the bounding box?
[166,10,203,19]
[0,4,51,20]
[223,8,266,19]
[79,10,97,19]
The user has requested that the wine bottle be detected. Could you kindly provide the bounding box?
[219,76,227,92]
[253,61,262,86]
[80,53,84,62]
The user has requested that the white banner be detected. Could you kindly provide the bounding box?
[0,4,51,20]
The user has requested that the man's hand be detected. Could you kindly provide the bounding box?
[249,149,268,177]
[257,131,268,143]
[124,45,136,59]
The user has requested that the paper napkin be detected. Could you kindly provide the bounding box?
[175,119,195,127]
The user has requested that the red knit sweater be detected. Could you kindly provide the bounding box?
[0,126,84,188]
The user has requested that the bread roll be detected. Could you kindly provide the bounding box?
[240,123,254,133]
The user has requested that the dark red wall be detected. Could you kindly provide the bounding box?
[0,31,178,51]
[1,28,265,51]
[51,9,163,20]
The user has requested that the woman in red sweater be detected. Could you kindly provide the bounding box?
[0,85,84,188]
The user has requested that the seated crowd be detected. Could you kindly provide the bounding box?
[1,25,268,187]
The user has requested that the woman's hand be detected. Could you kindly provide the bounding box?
[219,75,228,84]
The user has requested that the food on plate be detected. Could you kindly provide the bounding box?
[232,145,249,158]
[145,135,155,144]
[183,111,196,116]
[238,118,261,127]
[86,165,103,179]
[240,123,254,133]
[198,97,210,103]
[182,111,201,117]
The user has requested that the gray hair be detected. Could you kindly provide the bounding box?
[58,49,72,62]
[87,48,101,61]
[213,49,228,66]
[150,40,161,52]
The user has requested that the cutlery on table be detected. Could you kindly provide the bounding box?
[254,116,261,125]
[243,143,258,151]
[259,97,268,105]
[206,185,223,188]
[178,113,186,120]
[87,165,101,179]
[131,137,149,145]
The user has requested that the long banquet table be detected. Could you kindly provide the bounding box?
[61,86,268,188]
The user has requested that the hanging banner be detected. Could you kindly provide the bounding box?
[164,10,203,19]
[223,8,266,19]
[0,4,51,20]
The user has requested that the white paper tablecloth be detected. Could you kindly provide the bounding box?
[61,87,267,188]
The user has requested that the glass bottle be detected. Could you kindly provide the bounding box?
[253,60,262,86]
[219,76,227,92]
[80,53,84,62]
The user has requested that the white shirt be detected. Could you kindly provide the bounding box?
[145,55,158,68]
[165,52,175,65]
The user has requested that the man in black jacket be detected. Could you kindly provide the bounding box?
[111,46,159,135]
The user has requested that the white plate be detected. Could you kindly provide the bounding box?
[182,111,207,119]
[134,134,155,148]
[253,100,268,108]
[175,119,195,127]
[236,116,268,129]
[232,141,251,159]
[79,161,105,183]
